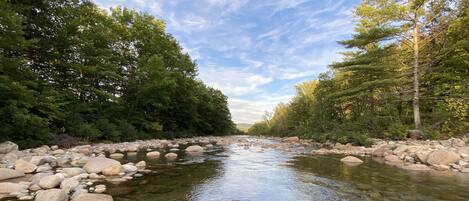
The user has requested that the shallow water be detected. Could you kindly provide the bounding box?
[107,136,469,201]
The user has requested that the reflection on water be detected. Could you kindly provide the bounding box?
[107,137,469,201]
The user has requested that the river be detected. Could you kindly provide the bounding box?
[105,136,469,201]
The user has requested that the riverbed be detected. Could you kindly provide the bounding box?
[104,136,469,201]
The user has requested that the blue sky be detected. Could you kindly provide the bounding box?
[95,0,361,124]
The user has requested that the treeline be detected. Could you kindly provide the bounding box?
[249,0,469,145]
[0,0,235,148]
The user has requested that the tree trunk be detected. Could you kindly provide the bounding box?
[412,13,422,130]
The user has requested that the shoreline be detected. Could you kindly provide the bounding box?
[1,135,469,200]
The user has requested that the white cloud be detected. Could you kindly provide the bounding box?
[198,66,273,96]
[229,95,292,123]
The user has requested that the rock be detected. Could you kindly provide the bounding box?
[126,152,137,156]
[0,182,28,194]
[31,172,53,184]
[340,156,363,164]
[126,145,139,152]
[372,147,389,157]
[407,130,423,140]
[73,145,92,156]
[451,138,465,147]
[38,175,64,189]
[282,136,300,143]
[109,153,124,160]
[185,145,204,153]
[402,164,431,171]
[83,157,121,174]
[62,168,85,177]
[432,164,450,171]
[36,164,52,172]
[3,152,18,163]
[60,177,80,193]
[51,149,65,155]
[164,153,177,160]
[30,184,41,191]
[0,141,18,154]
[18,195,34,200]
[30,156,57,166]
[72,193,113,201]
[135,161,146,170]
[416,151,431,163]
[426,149,460,166]
[51,145,59,151]
[384,154,403,165]
[121,164,137,173]
[33,146,50,155]
[70,186,87,200]
[461,168,469,173]
[0,168,25,181]
[94,185,106,193]
[102,164,123,176]
[35,189,68,201]
[15,159,37,173]
[392,145,408,156]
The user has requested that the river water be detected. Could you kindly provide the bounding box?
[107,136,469,201]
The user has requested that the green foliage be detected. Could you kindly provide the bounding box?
[259,0,468,145]
[248,122,270,136]
[0,0,234,148]
[384,123,409,140]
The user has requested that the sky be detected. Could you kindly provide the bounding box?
[94,0,361,124]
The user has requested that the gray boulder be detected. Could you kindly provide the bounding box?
[35,189,68,201]
[38,174,64,189]
[427,149,460,166]
[62,168,85,177]
[0,141,18,154]
[83,157,121,174]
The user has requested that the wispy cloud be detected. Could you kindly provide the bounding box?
[93,0,361,123]
[198,66,273,96]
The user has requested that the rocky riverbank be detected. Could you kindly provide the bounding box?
[0,137,235,201]
[309,137,469,172]
[1,135,469,200]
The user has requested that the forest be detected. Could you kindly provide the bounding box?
[249,0,469,146]
[0,0,235,148]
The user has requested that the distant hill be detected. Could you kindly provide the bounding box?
[236,123,252,132]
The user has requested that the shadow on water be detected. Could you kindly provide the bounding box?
[107,147,225,201]
[289,155,469,201]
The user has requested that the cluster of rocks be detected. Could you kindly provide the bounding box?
[0,136,231,200]
[308,137,469,172]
